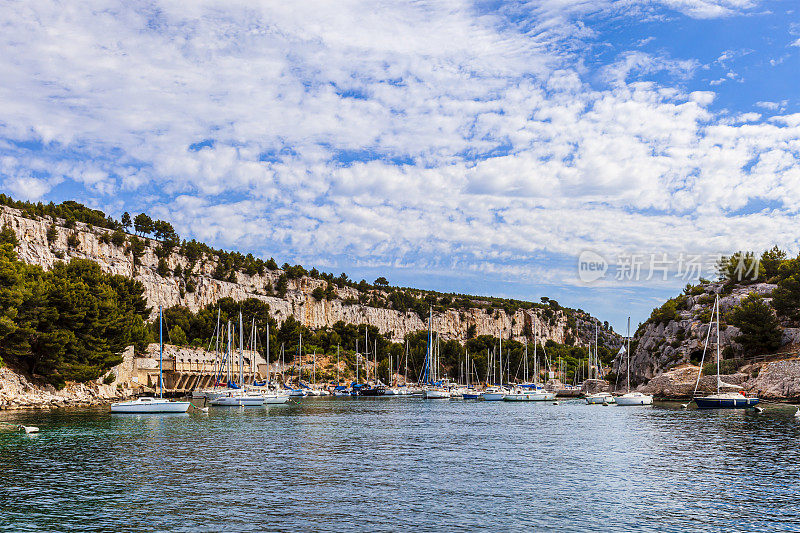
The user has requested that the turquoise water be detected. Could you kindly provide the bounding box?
[2,398,800,532]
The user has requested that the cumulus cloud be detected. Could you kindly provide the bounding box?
[0,0,796,313]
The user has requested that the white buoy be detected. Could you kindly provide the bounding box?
[552,401,559,405]
[754,406,763,414]
[680,403,689,409]
[18,425,39,434]
[794,408,800,419]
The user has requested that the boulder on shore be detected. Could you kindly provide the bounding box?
[742,359,800,401]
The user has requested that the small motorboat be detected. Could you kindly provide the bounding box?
[585,392,615,405]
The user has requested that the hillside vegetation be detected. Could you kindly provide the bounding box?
[0,226,150,387]
[1,194,619,386]
[625,247,800,382]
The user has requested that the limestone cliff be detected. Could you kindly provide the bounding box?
[1,205,610,347]
[616,280,800,383]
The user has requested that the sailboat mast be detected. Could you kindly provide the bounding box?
[534,317,538,383]
[594,323,599,379]
[266,321,270,383]
[404,339,408,384]
[499,328,503,388]
[337,344,340,383]
[159,305,163,399]
[227,321,232,384]
[716,296,720,395]
[626,316,631,393]
[239,312,244,385]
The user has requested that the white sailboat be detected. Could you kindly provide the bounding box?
[616,317,653,406]
[585,323,615,404]
[111,306,191,414]
[483,328,508,401]
[211,313,268,406]
[422,310,451,399]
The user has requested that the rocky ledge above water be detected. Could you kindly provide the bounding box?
[638,359,800,401]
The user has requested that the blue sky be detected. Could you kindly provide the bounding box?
[1,0,799,333]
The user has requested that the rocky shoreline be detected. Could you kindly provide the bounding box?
[0,365,137,410]
[638,359,800,402]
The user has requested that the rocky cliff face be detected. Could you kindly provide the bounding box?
[616,280,800,382]
[1,206,602,346]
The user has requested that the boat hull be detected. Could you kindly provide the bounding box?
[423,390,451,399]
[263,395,290,404]
[482,393,505,401]
[110,399,191,413]
[209,396,266,406]
[615,395,653,406]
[503,392,557,401]
[694,397,759,409]
[462,393,481,399]
[585,394,615,404]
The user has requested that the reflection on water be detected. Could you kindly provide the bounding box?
[2,399,800,532]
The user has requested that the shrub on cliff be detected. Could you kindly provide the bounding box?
[46,224,58,244]
[772,257,800,322]
[727,293,782,357]
[648,297,681,325]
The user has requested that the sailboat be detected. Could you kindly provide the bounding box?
[692,295,759,409]
[585,322,615,405]
[423,310,451,399]
[111,306,191,413]
[211,313,270,406]
[483,327,509,401]
[615,317,653,406]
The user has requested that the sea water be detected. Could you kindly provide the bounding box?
[2,398,799,532]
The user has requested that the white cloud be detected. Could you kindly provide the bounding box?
[1,0,797,298]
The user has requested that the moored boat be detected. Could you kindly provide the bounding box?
[503,387,556,401]
[423,387,451,399]
[615,392,653,406]
[585,392,615,404]
[110,306,191,414]
[615,317,653,407]
[209,392,266,406]
[694,392,758,409]
[111,397,190,413]
[692,295,760,410]
[482,386,507,401]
